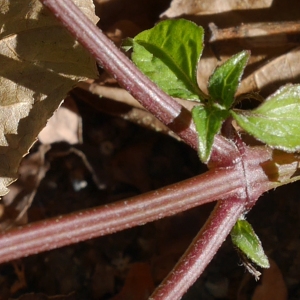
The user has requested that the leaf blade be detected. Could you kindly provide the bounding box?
[208,51,250,109]
[231,84,300,151]
[192,105,229,162]
[131,19,206,101]
[231,219,270,269]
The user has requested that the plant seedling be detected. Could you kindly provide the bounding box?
[125,18,300,275]
[2,2,300,298]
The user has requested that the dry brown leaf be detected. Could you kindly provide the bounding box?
[38,97,81,145]
[240,46,300,96]
[161,0,273,18]
[75,82,183,139]
[0,0,98,196]
[13,292,77,300]
[252,259,287,300]
[106,20,142,46]
[111,263,154,300]
[209,21,300,50]
[10,260,27,295]
[1,144,51,229]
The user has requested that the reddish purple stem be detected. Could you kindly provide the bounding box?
[0,1,276,299]
[0,168,242,264]
[150,198,245,299]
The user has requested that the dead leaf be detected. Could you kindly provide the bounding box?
[161,0,273,18]
[106,20,142,46]
[209,21,300,50]
[75,81,190,139]
[252,259,287,300]
[12,292,77,300]
[10,260,27,295]
[38,97,82,145]
[0,0,98,196]
[240,46,300,96]
[111,263,154,300]
[1,144,50,229]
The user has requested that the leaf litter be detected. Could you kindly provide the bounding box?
[0,0,98,196]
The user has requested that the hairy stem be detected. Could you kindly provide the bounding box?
[150,197,244,300]
[27,2,282,299]
[0,168,242,264]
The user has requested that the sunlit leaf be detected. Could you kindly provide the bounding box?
[0,0,98,196]
[231,219,270,269]
[208,51,250,109]
[130,19,206,101]
[192,104,229,162]
[231,84,300,151]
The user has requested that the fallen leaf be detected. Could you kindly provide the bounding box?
[252,259,287,300]
[240,46,300,96]
[1,144,51,229]
[38,97,81,145]
[12,292,77,300]
[111,263,154,300]
[0,0,98,196]
[10,260,27,295]
[161,0,273,18]
[106,20,142,46]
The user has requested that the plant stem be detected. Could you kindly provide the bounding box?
[150,197,244,300]
[0,144,278,265]
[28,2,292,299]
[148,144,277,299]
[0,167,242,264]
[40,0,237,165]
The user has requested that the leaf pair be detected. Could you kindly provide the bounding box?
[127,19,300,163]
[193,50,250,161]
[126,19,250,162]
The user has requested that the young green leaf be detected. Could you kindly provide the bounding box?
[130,19,206,101]
[192,105,229,162]
[231,84,300,151]
[208,51,250,109]
[231,219,270,269]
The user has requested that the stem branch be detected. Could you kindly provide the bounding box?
[0,167,242,264]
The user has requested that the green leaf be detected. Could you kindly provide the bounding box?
[131,19,206,101]
[231,219,270,269]
[208,51,250,109]
[192,105,229,162]
[231,84,300,151]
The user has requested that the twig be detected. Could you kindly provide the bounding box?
[209,21,300,48]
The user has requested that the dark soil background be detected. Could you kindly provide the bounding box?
[0,0,300,299]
